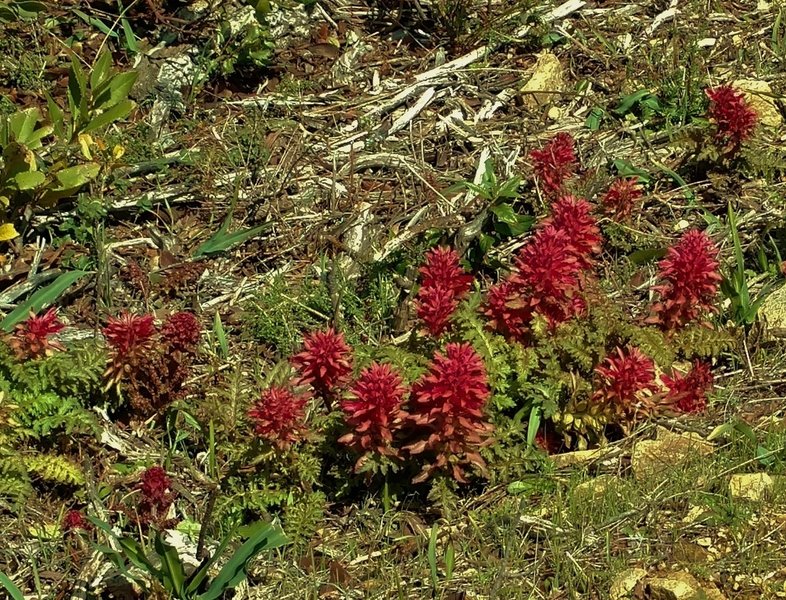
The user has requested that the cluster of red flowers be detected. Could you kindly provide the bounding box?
[103,311,201,416]
[134,466,176,527]
[8,308,65,360]
[529,132,577,195]
[602,178,643,221]
[705,84,758,152]
[414,247,473,337]
[292,327,353,397]
[62,509,91,533]
[662,361,714,414]
[486,195,601,341]
[405,343,494,483]
[248,386,309,450]
[648,230,722,331]
[593,346,659,423]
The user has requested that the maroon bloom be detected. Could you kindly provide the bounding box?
[63,509,91,533]
[292,328,353,397]
[103,312,156,356]
[339,362,407,462]
[595,346,658,405]
[415,247,473,337]
[705,85,758,151]
[663,361,713,414]
[135,466,176,526]
[248,386,309,450]
[530,132,577,195]
[10,308,65,360]
[161,311,201,353]
[602,178,643,221]
[405,343,494,483]
[483,280,533,341]
[543,195,602,268]
[648,230,722,331]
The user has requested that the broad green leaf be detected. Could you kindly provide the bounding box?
[68,55,88,123]
[14,170,45,190]
[613,89,652,115]
[84,99,135,133]
[90,50,112,91]
[8,107,40,144]
[94,71,138,111]
[214,311,228,359]
[185,526,239,594]
[628,247,667,265]
[1,270,91,331]
[489,203,518,225]
[0,572,25,600]
[526,406,541,448]
[54,163,100,189]
[155,534,186,596]
[118,536,160,577]
[586,106,604,130]
[46,92,66,139]
[121,17,139,53]
[193,222,271,258]
[199,521,288,600]
[612,159,650,182]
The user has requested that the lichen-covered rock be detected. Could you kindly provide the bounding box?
[729,472,776,501]
[520,51,565,109]
[610,567,647,599]
[760,283,786,339]
[733,79,783,128]
[632,427,714,481]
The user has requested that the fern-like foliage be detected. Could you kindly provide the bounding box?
[25,453,85,486]
[13,391,97,439]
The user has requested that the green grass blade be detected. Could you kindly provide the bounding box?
[193,223,271,258]
[0,572,25,600]
[1,270,91,331]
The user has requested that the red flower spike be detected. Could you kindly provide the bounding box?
[414,247,472,337]
[406,343,494,483]
[543,195,602,267]
[248,386,309,450]
[133,466,176,526]
[418,246,473,296]
[649,230,722,331]
[10,308,65,360]
[483,280,533,341]
[292,328,353,396]
[161,312,201,353]
[594,346,658,406]
[529,132,577,195]
[339,362,407,458]
[103,312,156,356]
[705,85,758,151]
[602,178,643,221]
[663,361,713,414]
[63,509,91,533]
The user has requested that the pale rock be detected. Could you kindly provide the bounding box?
[551,447,611,468]
[520,51,564,109]
[632,427,714,481]
[733,79,783,128]
[548,106,563,121]
[573,474,623,502]
[760,283,786,339]
[610,568,647,600]
[647,572,701,600]
[729,472,775,501]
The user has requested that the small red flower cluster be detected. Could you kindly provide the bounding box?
[705,85,758,151]
[292,327,353,396]
[414,247,473,337]
[593,346,659,422]
[663,361,713,414]
[248,386,309,450]
[648,230,722,331]
[602,178,643,221]
[486,196,601,340]
[9,308,65,360]
[529,132,577,195]
[135,466,176,527]
[103,311,201,417]
[339,362,407,463]
[405,343,493,483]
[62,509,91,533]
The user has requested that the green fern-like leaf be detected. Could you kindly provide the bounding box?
[672,325,735,358]
[25,453,85,486]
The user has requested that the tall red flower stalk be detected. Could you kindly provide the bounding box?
[135,466,176,527]
[602,178,643,221]
[542,195,602,268]
[414,246,473,337]
[648,230,721,331]
[529,132,577,195]
[483,280,534,341]
[404,343,494,483]
[248,386,309,450]
[161,311,201,353]
[662,361,713,414]
[339,362,408,468]
[593,346,659,423]
[705,85,758,153]
[292,328,353,406]
[9,308,65,360]
[103,312,157,389]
